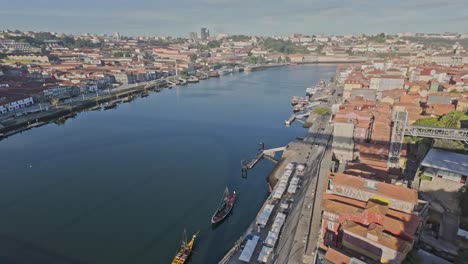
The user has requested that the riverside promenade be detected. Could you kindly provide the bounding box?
[220,82,342,264]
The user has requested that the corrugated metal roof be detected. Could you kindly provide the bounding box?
[421,148,468,176]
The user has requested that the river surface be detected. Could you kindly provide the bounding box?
[0,65,336,264]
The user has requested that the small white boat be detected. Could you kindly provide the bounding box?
[291,96,299,105]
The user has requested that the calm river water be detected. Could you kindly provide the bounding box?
[0,65,336,264]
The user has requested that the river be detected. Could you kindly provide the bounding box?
[0,65,336,264]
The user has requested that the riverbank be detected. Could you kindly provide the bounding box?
[245,63,286,72]
[296,55,368,64]
[0,80,167,139]
[220,77,340,263]
[0,64,290,140]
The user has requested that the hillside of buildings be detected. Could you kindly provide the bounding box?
[326,52,468,263]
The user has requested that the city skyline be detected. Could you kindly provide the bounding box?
[1,0,468,36]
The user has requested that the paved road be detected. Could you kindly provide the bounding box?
[274,118,330,264]
[273,84,342,264]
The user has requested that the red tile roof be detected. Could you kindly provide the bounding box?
[329,172,418,205]
[420,68,435,76]
[427,103,456,116]
[323,199,420,240]
[324,247,351,264]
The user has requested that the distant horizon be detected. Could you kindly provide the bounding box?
[1,0,467,37]
[2,28,468,39]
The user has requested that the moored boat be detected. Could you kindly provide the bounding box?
[90,105,102,111]
[209,71,220,77]
[290,96,299,105]
[244,66,253,71]
[103,102,117,110]
[171,230,199,264]
[27,121,45,128]
[298,97,308,104]
[211,187,236,224]
[187,77,199,83]
[218,69,230,76]
[122,95,134,103]
[306,87,314,96]
[141,91,149,97]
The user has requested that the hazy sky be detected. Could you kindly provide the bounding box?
[1,0,467,36]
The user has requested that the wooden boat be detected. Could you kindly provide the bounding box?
[211,187,237,224]
[209,71,220,78]
[171,230,199,264]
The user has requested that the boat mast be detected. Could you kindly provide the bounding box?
[224,186,230,202]
[182,229,187,249]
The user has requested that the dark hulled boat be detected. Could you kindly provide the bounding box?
[211,187,236,224]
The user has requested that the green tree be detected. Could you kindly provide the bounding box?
[50,98,60,106]
[8,36,42,47]
[314,107,331,116]
[367,33,386,43]
[262,38,308,54]
[247,56,265,64]
[229,35,251,42]
[414,111,468,128]
[433,139,467,152]
[413,117,440,126]
[439,110,465,128]
[206,40,221,49]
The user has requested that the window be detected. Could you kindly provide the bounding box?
[325,233,333,243]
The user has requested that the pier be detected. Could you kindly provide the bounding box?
[178,78,187,85]
[241,143,286,173]
[284,111,312,126]
[166,80,177,86]
[285,115,296,126]
[263,146,286,157]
